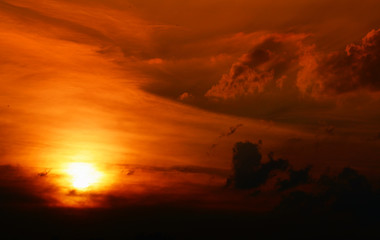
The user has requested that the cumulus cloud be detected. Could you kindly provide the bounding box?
[205,33,312,99]
[319,29,380,93]
[226,141,318,191]
[206,28,380,100]
[226,141,290,189]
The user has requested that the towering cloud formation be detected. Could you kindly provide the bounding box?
[206,33,313,99]
[206,29,380,100]
[227,141,290,189]
[320,29,380,93]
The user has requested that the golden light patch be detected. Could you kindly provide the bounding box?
[66,162,103,190]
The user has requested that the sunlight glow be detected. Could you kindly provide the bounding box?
[66,162,102,190]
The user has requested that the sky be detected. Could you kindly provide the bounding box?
[0,0,380,238]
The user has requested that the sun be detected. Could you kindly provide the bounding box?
[66,162,103,190]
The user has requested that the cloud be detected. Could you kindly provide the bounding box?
[276,166,312,191]
[226,141,290,189]
[118,164,228,177]
[220,141,380,223]
[205,33,312,99]
[178,92,192,101]
[226,141,320,191]
[171,28,380,134]
[206,28,380,100]
[319,29,380,94]
[229,141,262,189]
[276,167,378,219]
[0,165,56,207]
[224,139,379,210]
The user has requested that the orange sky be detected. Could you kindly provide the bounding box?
[1,0,380,208]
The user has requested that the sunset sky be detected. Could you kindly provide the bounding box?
[1,0,380,239]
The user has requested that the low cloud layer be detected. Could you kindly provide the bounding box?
[0,165,57,207]
[226,140,380,220]
[226,141,308,190]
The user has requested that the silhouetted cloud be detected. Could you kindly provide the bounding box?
[276,167,379,220]
[226,141,322,191]
[118,164,229,178]
[225,140,379,220]
[321,167,373,213]
[229,141,261,188]
[0,165,55,207]
[226,141,290,189]
[277,166,312,191]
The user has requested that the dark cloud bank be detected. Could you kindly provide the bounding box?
[227,141,379,213]
[1,141,379,239]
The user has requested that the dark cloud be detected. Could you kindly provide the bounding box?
[252,155,289,187]
[320,29,380,93]
[321,167,373,213]
[0,147,378,240]
[226,141,290,189]
[222,141,379,239]
[226,141,318,191]
[0,165,55,207]
[277,166,312,191]
[169,165,229,177]
[225,140,379,212]
[118,164,229,178]
[228,141,261,189]
[275,190,318,213]
[275,167,379,222]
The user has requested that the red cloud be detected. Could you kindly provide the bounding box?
[206,29,380,99]
[205,33,315,99]
[319,29,380,93]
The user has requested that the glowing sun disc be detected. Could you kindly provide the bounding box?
[66,162,102,190]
